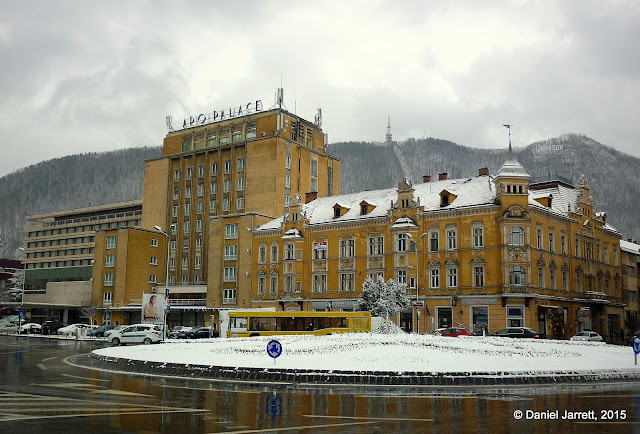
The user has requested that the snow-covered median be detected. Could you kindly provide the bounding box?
[93,334,640,374]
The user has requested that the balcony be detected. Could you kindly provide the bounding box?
[506,285,532,294]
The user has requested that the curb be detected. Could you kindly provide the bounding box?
[72,352,640,387]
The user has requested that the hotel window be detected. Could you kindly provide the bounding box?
[284,275,294,292]
[446,267,457,288]
[246,122,256,139]
[284,194,291,207]
[236,197,244,210]
[185,186,191,198]
[173,187,180,200]
[506,306,524,327]
[173,169,180,182]
[196,219,202,232]
[224,160,232,174]
[285,155,291,169]
[220,136,230,145]
[339,273,355,291]
[430,268,439,288]
[537,227,543,249]
[271,244,278,262]
[397,233,409,252]
[150,256,158,265]
[270,275,278,293]
[397,270,407,285]
[103,291,113,305]
[223,198,230,212]
[596,243,601,261]
[184,203,191,215]
[182,257,188,271]
[209,199,217,214]
[183,221,190,234]
[223,288,236,303]
[313,274,327,293]
[232,125,243,143]
[237,158,245,172]
[368,236,384,256]
[223,179,231,193]
[210,163,218,176]
[105,254,115,267]
[575,237,580,257]
[310,177,318,192]
[169,258,176,271]
[548,231,554,252]
[185,167,192,180]
[311,159,318,176]
[510,266,526,286]
[237,177,244,191]
[195,237,202,251]
[550,267,556,289]
[561,233,567,254]
[197,183,204,197]
[149,274,157,283]
[196,201,203,214]
[429,230,439,251]
[225,224,238,239]
[258,275,266,294]
[538,267,544,288]
[194,256,201,270]
[259,244,267,263]
[198,165,205,178]
[181,275,188,283]
[604,245,609,264]
[576,273,582,291]
[151,238,158,247]
[368,271,384,281]
[508,226,525,246]
[340,238,355,257]
[206,132,217,147]
[182,239,189,251]
[224,245,238,260]
[170,240,176,253]
[446,226,457,250]
[473,265,484,287]
[104,272,114,286]
[106,236,116,249]
[284,174,291,188]
[613,247,618,266]
[472,225,483,248]
[562,269,568,290]
[285,243,295,260]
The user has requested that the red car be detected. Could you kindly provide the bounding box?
[433,327,473,337]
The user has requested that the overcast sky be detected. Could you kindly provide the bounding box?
[1,1,639,177]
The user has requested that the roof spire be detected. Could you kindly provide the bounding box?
[502,123,514,158]
[385,116,393,145]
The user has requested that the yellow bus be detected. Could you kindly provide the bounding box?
[226,311,371,337]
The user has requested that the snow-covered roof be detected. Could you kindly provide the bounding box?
[620,239,640,255]
[282,228,304,239]
[257,175,497,231]
[390,215,418,229]
[529,184,579,217]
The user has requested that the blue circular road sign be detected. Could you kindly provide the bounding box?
[633,337,640,355]
[267,339,282,359]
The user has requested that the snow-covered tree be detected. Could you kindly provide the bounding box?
[356,276,409,319]
[0,270,23,303]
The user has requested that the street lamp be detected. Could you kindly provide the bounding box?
[154,224,175,340]
[408,233,427,334]
[18,247,26,331]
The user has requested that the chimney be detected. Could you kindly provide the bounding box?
[305,191,318,204]
[438,172,448,181]
[478,167,489,176]
[423,175,431,183]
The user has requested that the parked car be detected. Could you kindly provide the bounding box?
[110,324,162,346]
[0,322,19,334]
[570,331,603,342]
[57,323,96,336]
[89,324,118,337]
[41,321,68,335]
[491,327,544,339]
[169,326,192,338]
[433,327,473,337]
[18,323,42,334]
[180,327,219,339]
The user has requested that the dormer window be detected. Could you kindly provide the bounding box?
[439,190,457,207]
[361,204,367,215]
[359,200,376,215]
[333,203,350,218]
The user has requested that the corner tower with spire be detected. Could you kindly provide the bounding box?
[493,124,531,212]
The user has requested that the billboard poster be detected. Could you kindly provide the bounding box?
[141,292,166,325]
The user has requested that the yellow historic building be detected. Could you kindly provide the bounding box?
[249,147,626,339]
[621,239,640,336]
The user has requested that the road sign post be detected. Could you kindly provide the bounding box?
[267,339,282,366]
[633,336,640,366]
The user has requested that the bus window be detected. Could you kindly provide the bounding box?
[230,317,247,330]
[329,317,347,328]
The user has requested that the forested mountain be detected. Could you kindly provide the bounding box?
[1,134,638,260]
[328,134,640,243]
[0,147,162,258]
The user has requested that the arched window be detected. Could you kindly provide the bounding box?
[510,266,526,286]
[508,226,525,246]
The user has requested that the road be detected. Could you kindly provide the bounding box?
[1,335,639,433]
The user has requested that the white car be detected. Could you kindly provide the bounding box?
[18,323,42,334]
[104,325,125,338]
[110,324,162,346]
[570,331,603,342]
[57,323,96,336]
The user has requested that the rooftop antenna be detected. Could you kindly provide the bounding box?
[166,114,174,132]
[502,123,514,157]
[386,116,393,145]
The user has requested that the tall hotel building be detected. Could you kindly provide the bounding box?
[91,98,340,324]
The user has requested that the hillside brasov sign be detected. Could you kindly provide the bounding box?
[183,100,263,129]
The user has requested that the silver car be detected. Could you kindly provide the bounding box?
[110,324,162,346]
[570,331,603,342]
